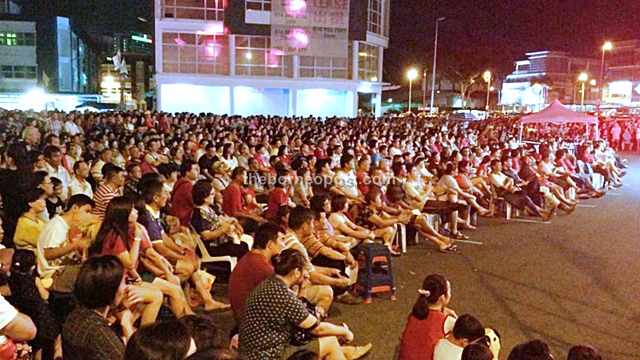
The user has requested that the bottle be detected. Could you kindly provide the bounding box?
[0,335,16,360]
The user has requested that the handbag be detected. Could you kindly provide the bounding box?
[290,298,321,346]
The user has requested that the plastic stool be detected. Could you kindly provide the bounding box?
[353,243,396,303]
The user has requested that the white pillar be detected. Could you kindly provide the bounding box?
[352,41,359,81]
[229,35,236,76]
[230,86,235,115]
[291,88,298,117]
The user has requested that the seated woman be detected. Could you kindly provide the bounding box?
[328,195,376,245]
[14,189,48,252]
[355,189,406,256]
[399,274,458,360]
[310,194,358,250]
[437,163,490,217]
[89,196,193,326]
[455,160,490,199]
[191,180,249,259]
[386,185,456,253]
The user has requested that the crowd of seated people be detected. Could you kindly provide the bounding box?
[0,109,629,359]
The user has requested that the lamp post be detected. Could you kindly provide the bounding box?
[597,41,613,114]
[429,17,446,114]
[407,68,419,113]
[578,72,588,112]
[483,70,491,111]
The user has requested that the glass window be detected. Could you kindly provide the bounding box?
[246,0,271,11]
[368,0,383,35]
[235,35,287,78]
[162,31,230,76]
[299,56,349,79]
[162,0,225,21]
[358,43,379,81]
[0,32,35,46]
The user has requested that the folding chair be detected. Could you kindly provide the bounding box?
[194,235,238,271]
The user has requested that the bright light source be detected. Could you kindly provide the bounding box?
[590,79,596,86]
[407,68,419,80]
[387,98,393,103]
[245,52,252,60]
[483,70,491,82]
[603,41,613,51]
[490,86,495,91]
[371,76,378,82]
[103,75,115,84]
[578,72,588,82]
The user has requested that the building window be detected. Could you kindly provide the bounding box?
[368,0,383,35]
[162,32,230,75]
[299,56,348,79]
[246,0,271,11]
[235,36,288,77]
[0,32,35,46]
[1,65,37,79]
[162,0,226,21]
[358,43,379,81]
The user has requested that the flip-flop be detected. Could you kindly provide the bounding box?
[439,245,458,253]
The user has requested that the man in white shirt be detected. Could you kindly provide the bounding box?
[37,194,95,293]
[69,160,93,198]
[433,314,486,360]
[64,116,81,136]
[90,149,113,183]
[44,145,72,201]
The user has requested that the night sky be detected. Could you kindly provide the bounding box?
[73,0,640,84]
[385,0,640,84]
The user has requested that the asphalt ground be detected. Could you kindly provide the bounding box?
[211,153,640,360]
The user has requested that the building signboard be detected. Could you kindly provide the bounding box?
[271,0,349,57]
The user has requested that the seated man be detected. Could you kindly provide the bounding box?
[239,249,371,360]
[286,207,360,306]
[37,194,95,293]
[489,160,551,221]
[229,223,286,324]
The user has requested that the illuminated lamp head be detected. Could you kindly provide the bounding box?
[285,0,307,15]
[287,28,309,49]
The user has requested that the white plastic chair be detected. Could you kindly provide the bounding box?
[194,235,238,271]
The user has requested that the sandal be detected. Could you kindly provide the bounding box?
[439,245,458,253]
[452,232,469,240]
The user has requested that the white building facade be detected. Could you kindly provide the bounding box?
[155,0,390,117]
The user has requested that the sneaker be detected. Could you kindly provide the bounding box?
[336,292,363,305]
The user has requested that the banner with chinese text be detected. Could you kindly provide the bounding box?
[271,0,350,57]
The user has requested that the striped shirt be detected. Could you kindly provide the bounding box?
[92,183,120,220]
[282,230,315,272]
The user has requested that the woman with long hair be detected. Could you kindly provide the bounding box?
[89,196,192,323]
[399,274,458,360]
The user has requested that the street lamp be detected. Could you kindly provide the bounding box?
[429,17,446,114]
[407,68,419,113]
[578,72,588,111]
[483,70,491,111]
[597,41,613,114]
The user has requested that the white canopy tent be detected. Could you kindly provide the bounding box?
[519,100,599,142]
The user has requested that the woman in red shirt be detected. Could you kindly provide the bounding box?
[90,197,194,322]
[399,274,458,360]
[265,170,295,219]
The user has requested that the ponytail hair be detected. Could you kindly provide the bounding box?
[411,273,448,320]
